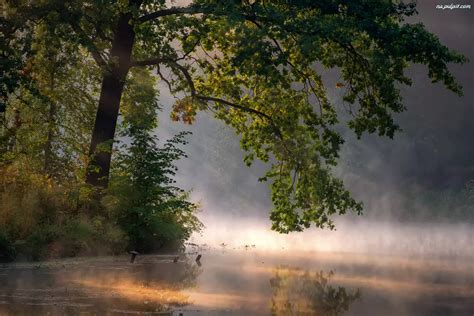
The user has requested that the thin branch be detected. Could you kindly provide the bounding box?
[156,65,173,93]
[69,22,107,67]
[139,5,206,23]
[82,13,113,42]
[168,59,284,140]
[130,57,166,68]
[177,38,201,61]
[195,95,279,130]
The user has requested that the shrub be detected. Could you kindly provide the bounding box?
[0,130,202,260]
[107,130,203,253]
[0,167,128,261]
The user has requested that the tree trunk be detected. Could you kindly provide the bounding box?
[44,71,56,176]
[44,99,56,175]
[85,9,137,189]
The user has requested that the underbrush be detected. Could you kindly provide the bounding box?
[0,169,127,262]
[0,159,202,262]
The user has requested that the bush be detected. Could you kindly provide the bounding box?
[107,130,203,253]
[0,167,128,261]
[0,131,202,261]
[0,231,16,262]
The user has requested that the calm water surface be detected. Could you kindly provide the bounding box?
[0,249,472,315]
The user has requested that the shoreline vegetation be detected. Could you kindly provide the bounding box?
[0,130,203,263]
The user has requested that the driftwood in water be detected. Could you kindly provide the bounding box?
[130,251,139,263]
[195,254,202,266]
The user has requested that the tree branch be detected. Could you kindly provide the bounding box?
[130,55,284,139]
[167,60,283,139]
[69,22,107,67]
[139,5,206,23]
[130,57,166,67]
[195,95,278,126]
[156,65,173,93]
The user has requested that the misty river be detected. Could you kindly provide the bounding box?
[1,236,473,316]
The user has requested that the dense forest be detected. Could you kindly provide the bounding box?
[0,0,467,262]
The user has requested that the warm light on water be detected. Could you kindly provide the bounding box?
[0,240,472,315]
[189,215,474,257]
[72,278,189,306]
[0,218,472,315]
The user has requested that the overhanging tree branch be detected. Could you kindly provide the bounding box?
[139,5,207,23]
[131,56,284,139]
[130,57,166,67]
[171,61,284,140]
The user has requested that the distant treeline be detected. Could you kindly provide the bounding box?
[401,182,473,223]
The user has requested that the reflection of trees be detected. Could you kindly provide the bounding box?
[270,267,360,316]
[0,256,203,315]
[173,256,203,289]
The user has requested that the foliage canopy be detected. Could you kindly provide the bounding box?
[1,0,466,233]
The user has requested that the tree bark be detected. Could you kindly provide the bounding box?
[44,70,56,176]
[85,9,137,189]
[44,99,56,175]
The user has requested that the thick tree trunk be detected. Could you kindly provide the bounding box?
[85,10,137,189]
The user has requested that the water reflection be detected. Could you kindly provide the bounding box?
[270,267,360,316]
[0,250,472,315]
[0,255,201,315]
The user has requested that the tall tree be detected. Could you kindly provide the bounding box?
[3,0,466,232]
